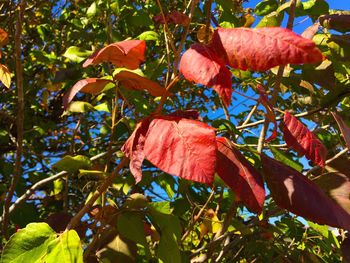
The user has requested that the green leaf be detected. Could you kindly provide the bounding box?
[65,101,95,113]
[256,11,284,27]
[54,155,92,173]
[155,174,176,199]
[308,221,329,238]
[269,147,303,172]
[148,209,181,263]
[87,2,98,17]
[117,212,150,257]
[137,31,159,41]
[254,0,278,16]
[148,201,171,214]
[45,230,83,263]
[1,223,56,263]
[63,46,93,63]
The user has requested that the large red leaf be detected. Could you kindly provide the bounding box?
[121,119,150,183]
[63,78,112,109]
[261,154,350,231]
[216,137,265,213]
[332,112,350,150]
[314,172,350,214]
[114,71,167,97]
[209,27,323,72]
[83,40,146,69]
[143,116,217,184]
[283,111,327,167]
[179,44,232,106]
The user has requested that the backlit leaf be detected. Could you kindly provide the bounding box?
[216,137,265,213]
[63,46,93,63]
[143,116,217,184]
[283,111,327,167]
[332,112,350,149]
[114,70,167,97]
[0,28,9,47]
[254,0,278,16]
[1,223,56,263]
[261,154,350,231]
[0,64,11,89]
[63,78,112,109]
[179,43,232,106]
[209,27,323,71]
[83,40,146,69]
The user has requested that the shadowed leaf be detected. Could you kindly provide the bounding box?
[332,112,350,149]
[114,70,167,97]
[216,137,265,213]
[261,154,350,231]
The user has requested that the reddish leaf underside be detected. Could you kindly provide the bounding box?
[154,11,190,26]
[168,109,200,120]
[332,112,350,150]
[257,85,277,142]
[283,111,327,167]
[121,119,150,183]
[63,78,112,109]
[314,172,350,214]
[261,154,350,231]
[143,116,217,184]
[83,40,146,69]
[209,27,323,72]
[216,137,265,213]
[114,71,167,97]
[179,44,232,106]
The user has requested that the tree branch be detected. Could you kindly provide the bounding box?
[66,157,127,230]
[2,1,25,238]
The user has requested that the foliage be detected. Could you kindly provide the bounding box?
[1,0,350,262]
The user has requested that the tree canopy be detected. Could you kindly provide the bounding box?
[1,0,350,262]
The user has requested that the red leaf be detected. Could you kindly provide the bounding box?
[63,78,112,109]
[216,137,265,213]
[283,111,327,167]
[0,28,8,47]
[167,11,189,26]
[168,110,200,120]
[143,116,217,184]
[314,172,350,214]
[257,85,277,142]
[114,70,167,97]
[179,44,232,106]
[261,154,350,231]
[209,27,323,72]
[153,11,189,26]
[332,112,350,150]
[83,40,146,69]
[319,14,350,33]
[121,119,150,183]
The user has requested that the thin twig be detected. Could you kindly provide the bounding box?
[66,157,127,230]
[181,188,215,242]
[0,147,120,224]
[2,1,25,238]
[307,147,349,176]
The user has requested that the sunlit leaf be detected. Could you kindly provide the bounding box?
[283,111,327,167]
[0,64,11,89]
[83,40,146,69]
